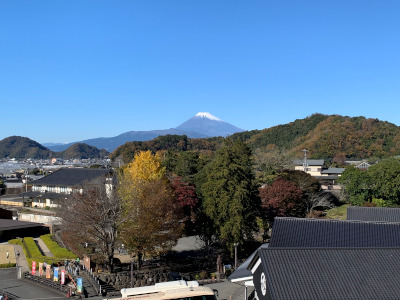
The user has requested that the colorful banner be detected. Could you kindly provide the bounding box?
[61,270,65,285]
[46,265,51,279]
[39,262,43,276]
[77,278,83,293]
[32,261,36,275]
[53,267,59,281]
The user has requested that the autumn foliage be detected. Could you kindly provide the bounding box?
[260,178,306,224]
[118,151,183,267]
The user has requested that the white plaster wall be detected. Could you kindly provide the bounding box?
[18,213,62,225]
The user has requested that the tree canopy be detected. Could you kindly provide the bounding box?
[118,151,183,267]
[340,158,400,206]
[200,140,260,252]
[57,174,123,271]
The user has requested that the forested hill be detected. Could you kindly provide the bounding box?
[0,136,109,159]
[0,136,52,159]
[5,114,399,161]
[231,114,400,159]
[113,114,400,162]
[111,135,224,163]
[58,143,110,159]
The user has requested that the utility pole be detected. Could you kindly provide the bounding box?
[302,149,309,172]
[25,168,28,192]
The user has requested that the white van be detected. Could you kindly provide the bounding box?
[115,280,218,300]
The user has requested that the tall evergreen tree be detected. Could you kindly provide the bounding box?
[201,140,260,252]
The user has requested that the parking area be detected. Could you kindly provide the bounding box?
[0,268,68,299]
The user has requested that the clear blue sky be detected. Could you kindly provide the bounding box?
[1,1,399,144]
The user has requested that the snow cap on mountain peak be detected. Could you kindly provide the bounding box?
[195,112,222,121]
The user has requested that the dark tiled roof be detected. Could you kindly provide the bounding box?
[314,175,340,180]
[253,247,400,300]
[347,206,400,223]
[269,217,400,247]
[227,243,269,282]
[32,168,111,187]
[321,167,345,174]
[0,219,44,230]
[293,159,324,166]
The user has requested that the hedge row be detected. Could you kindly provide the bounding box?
[24,237,43,258]
[40,234,76,259]
[0,263,17,268]
[8,237,70,269]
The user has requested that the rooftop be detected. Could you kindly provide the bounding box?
[347,206,400,223]
[269,217,400,247]
[250,247,400,300]
[32,168,111,187]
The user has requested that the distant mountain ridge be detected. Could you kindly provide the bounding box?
[0,136,109,159]
[47,112,244,152]
[113,113,400,163]
[176,112,244,137]
[4,113,399,161]
[48,129,208,152]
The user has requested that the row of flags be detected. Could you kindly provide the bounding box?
[31,261,82,292]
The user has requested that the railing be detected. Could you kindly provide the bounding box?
[0,288,19,300]
[81,264,101,295]
[22,272,69,294]
[80,264,121,297]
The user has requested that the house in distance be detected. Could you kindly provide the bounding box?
[18,168,112,208]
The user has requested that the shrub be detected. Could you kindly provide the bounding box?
[40,234,77,259]
[0,263,16,268]
[24,237,44,258]
[371,198,388,207]
[199,270,208,279]
[8,237,73,270]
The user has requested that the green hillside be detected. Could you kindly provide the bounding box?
[0,136,52,159]
[235,114,400,159]
[111,134,224,163]
[58,143,109,159]
[114,113,400,163]
[0,136,109,159]
[4,113,400,161]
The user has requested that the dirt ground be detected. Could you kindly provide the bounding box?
[0,244,16,264]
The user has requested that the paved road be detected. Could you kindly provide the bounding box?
[0,268,67,300]
[206,281,252,300]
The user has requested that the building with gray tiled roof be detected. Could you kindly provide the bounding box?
[269,217,400,247]
[293,159,344,190]
[347,206,400,223]
[0,219,49,241]
[19,168,112,208]
[229,216,400,284]
[249,247,400,300]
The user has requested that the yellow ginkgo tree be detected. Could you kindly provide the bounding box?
[118,150,183,269]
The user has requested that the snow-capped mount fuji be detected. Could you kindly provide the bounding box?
[175,112,244,137]
[46,112,244,152]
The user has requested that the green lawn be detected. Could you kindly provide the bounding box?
[325,204,350,220]
[8,234,77,270]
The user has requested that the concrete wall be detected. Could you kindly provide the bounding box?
[18,213,62,225]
